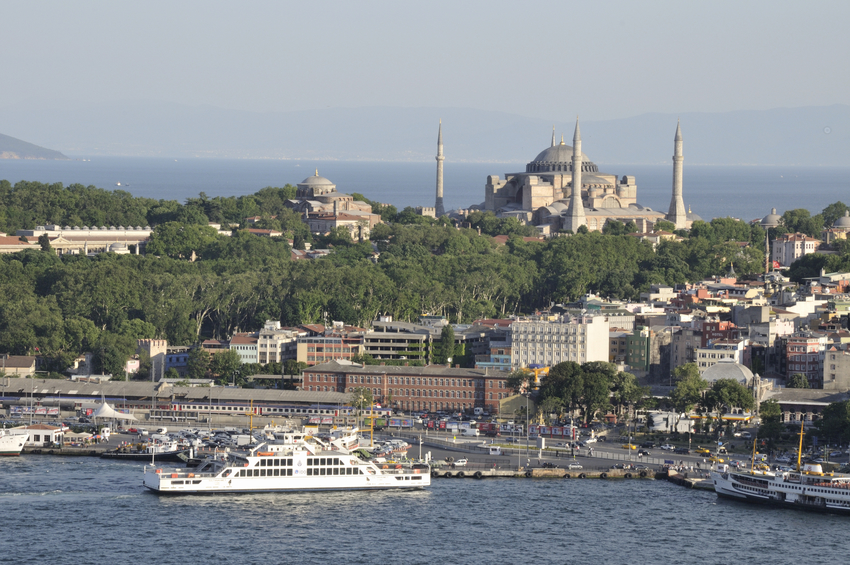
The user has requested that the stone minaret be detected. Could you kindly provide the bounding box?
[435,120,445,217]
[551,125,556,147]
[667,120,687,229]
[564,117,586,232]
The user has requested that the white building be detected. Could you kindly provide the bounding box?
[510,314,609,369]
[229,335,259,364]
[772,232,820,267]
[695,340,748,375]
[257,321,301,364]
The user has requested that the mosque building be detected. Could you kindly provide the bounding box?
[480,119,700,233]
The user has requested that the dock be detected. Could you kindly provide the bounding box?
[431,467,659,479]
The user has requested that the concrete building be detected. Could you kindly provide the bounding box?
[257,321,300,365]
[786,331,828,386]
[484,121,699,233]
[823,345,850,390]
[510,314,609,369]
[695,340,748,375]
[297,335,364,366]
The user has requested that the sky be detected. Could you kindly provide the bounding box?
[4,0,849,121]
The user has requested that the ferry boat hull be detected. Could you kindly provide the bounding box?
[0,431,27,456]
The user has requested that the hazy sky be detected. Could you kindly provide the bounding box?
[4,0,849,121]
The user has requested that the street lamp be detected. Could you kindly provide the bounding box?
[525,393,530,468]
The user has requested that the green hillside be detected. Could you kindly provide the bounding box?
[0,133,67,159]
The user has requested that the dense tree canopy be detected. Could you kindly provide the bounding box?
[4,179,850,380]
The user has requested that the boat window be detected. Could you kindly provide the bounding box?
[334,458,340,465]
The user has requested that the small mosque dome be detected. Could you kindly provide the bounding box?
[761,207,782,228]
[834,210,850,229]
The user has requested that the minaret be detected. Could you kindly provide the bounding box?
[435,120,445,217]
[564,117,586,232]
[551,125,556,147]
[667,120,687,229]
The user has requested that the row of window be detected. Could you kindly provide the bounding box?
[308,374,504,388]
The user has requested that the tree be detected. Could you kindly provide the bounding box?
[209,349,242,385]
[38,233,52,252]
[671,363,700,384]
[758,399,784,444]
[822,201,850,228]
[787,373,810,389]
[433,324,455,365]
[781,209,823,238]
[506,368,533,393]
[187,348,211,379]
[702,379,755,414]
[816,400,850,444]
[654,220,677,232]
[350,386,373,413]
[669,372,708,413]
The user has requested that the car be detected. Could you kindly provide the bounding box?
[830,451,843,457]
[637,450,650,457]
[660,444,675,451]
[695,447,711,455]
[674,447,690,454]
[640,442,655,448]
[567,463,583,470]
[775,455,791,463]
[584,437,597,444]
[708,456,725,463]
[453,459,468,467]
[541,462,559,468]
[127,428,139,433]
[621,443,637,450]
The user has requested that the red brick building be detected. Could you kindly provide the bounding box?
[303,360,510,414]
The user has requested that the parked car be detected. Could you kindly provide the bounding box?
[567,463,583,470]
[453,459,468,467]
[660,444,675,450]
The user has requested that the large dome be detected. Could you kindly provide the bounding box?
[532,143,590,164]
[702,359,754,385]
[300,169,334,186]
[526,142,598,174]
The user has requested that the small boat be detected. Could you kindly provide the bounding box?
[102,439,188,462]
[0,430,27,456]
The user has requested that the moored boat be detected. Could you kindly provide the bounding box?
[0,430,27,456]
[142,428,430,494]
[710,421,850,514]
[102,439,189,462]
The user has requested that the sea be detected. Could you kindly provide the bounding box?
[1,455,847,565]
[1,157,849,223]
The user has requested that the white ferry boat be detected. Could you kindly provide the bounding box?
[0,430,27,456]
[710,422,850,514]
[143,428,430,494]
[711,462,850,514]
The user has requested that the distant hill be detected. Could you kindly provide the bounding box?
[0,133,68,160]
[0,101,848,166]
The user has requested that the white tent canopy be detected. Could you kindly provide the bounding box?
[92,402,137,421]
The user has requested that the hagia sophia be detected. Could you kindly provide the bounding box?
[444,119,701,234]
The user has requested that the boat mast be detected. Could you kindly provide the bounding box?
[750,438,756,474]
[796,419,805,472]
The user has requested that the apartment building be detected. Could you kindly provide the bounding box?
[510,314,609,369]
